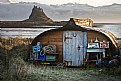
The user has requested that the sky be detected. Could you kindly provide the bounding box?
[9,0,121,7]
[0,0,10,3]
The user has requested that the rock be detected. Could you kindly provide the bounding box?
[25,5,53,24]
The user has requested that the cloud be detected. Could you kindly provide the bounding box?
[10,0,121,6]
[0,0,11,3]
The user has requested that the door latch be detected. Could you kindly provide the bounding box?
[77,46,80,50]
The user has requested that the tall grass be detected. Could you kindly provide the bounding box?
[0,44,121,81]
[3,62,121,81]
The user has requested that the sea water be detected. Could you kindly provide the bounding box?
[95,24,121,38]
[0,25,121,39]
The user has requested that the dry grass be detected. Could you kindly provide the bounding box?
[0,37,33,50]
[0,44,121,81]
[3,62,121,81]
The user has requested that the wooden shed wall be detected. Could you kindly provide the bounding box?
[32,30,117,63]
[87,31,110,42]
[36,31,63,62]
[87,31,116,55]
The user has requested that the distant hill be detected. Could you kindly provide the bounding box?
[0,2,121,23]
[0,6,67,28]
[25,5,53,23]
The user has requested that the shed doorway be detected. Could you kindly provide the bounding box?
[63,31,87,66]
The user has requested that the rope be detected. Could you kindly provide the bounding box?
[43,45,56,54]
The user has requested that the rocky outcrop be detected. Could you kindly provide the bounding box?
[0,5,67,27]
[25,5,53,24]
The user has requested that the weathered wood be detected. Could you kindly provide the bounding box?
[36,31,63,62]
[31,19,117,65]
[63,31,87,66]
[87,31,109,42]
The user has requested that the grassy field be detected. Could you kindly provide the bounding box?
[2,61,121,81]
[0,44,121,81]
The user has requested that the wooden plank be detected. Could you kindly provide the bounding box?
[83,32,87,65]
[87,49,105,52]
[77,31,84,66]
[63,31,66,63]
[74,31,79,66]
[47,38,62,42]
[72,31,76,66]
[48,42,62,45]
[87,31,109,42]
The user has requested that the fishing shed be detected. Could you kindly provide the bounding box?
[30,18,118,66]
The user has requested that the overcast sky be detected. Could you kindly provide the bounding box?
[9,0,121,6]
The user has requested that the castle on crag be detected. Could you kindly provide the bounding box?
[0,5,66,28]
[25,5,53,23]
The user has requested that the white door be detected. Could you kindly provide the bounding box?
[63,31,87,66]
